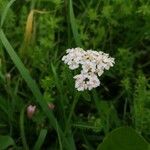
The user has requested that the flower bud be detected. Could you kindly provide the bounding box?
[48,103,55,110]
[27,105,36,119]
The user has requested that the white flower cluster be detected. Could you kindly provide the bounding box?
[62,47,115,91]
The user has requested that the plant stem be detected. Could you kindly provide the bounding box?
[20,106,29,150]
[65,93,80,134]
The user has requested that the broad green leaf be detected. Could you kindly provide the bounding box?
[0,135,15,150]
[97,127,149,150]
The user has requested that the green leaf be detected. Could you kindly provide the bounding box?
[0,135,15,150]
[97,127,149,150]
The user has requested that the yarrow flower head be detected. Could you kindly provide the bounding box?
[62,47,115,91]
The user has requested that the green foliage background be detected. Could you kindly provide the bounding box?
[0,0,150,149]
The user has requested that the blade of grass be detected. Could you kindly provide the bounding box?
[69,0,82,47]
[0,29,74,150]
[33,129,47,150]
[56,120,63,150]
[0,0,16,27]
[20,106,29,150]
[72,123,101,131]
[65,93,80,132]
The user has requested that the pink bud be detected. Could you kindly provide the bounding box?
[27,105,36,119]
[48,103,55,110]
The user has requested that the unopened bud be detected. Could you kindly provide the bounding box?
[48,103,55,110]
[27,105,36,119]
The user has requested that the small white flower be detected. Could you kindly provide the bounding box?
[62,47,115,91]
[81,61,97,73]
[74,72,100,91]
[62,47,85,70]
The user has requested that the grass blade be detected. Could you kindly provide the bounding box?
[33,129,47,150]
[56,120,63,150]
[0,0,16,27]
[69,0,82,46]
[20,106,29,150]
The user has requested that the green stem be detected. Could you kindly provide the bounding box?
[20,106,29,150]
[123,98,128,124]
[65,93,80,133]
